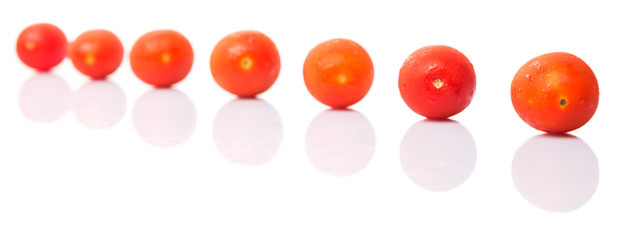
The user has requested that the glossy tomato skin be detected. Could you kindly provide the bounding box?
[511,52,599,133]
[303,39,374,108]
[399,45,476,119]
[16,23,67,71]
[210,30,280,97]
[130,30,194,87]
[69,30,123,79]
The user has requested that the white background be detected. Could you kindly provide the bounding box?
[1,0,625,239]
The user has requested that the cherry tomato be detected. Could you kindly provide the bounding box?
[511,52,599,133]
[303,39,374,108]
[16,23,67,71]
[130,30,194,87]
[69,30,123,79]
[210,30,280,97]
[399,45,476,119]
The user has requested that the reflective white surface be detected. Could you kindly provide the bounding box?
[305,110,375,176]
[512,134,599,212]
[72,81,126,129]
[400,120,476,191]
[132,89,197,147]
[19,74,71,123]
[213,99,283,165]
[1,1,626,239]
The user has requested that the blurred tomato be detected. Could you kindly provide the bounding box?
[130,30,194,87]
[16,23,67,71]
[69,30,123,79]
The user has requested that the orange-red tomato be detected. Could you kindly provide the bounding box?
[399,45,476,119]
[303,39,374,108]
[16,23,67,71]
[69,30,123,79]
[130,30,194,87]
[511,52,599,133]
[210,30,280,97]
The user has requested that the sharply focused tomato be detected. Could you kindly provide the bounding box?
[210,30,280,97]
[303,39,374,108]
[511,52,599,133]
[130,30,194,87]
[399,45,476,119]
[16,23,68,71]
[69,30,123,79]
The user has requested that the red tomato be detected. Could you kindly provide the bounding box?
[130,30,194,87]
[303,39,374,108]
[398,45,476,119]
[511,52,599,133]
[210,30,280,97]
[69,30,123,79]
[16,23,67,71]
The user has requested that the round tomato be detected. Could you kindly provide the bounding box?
[130,30,194,87]
[16,23,67,71]
[69,30,124,79]
[399,45,476,119]
[303,39,374,108]
[511,52,599,133]
[210,30,280,97]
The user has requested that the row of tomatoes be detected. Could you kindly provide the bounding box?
[16,23,599,134]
